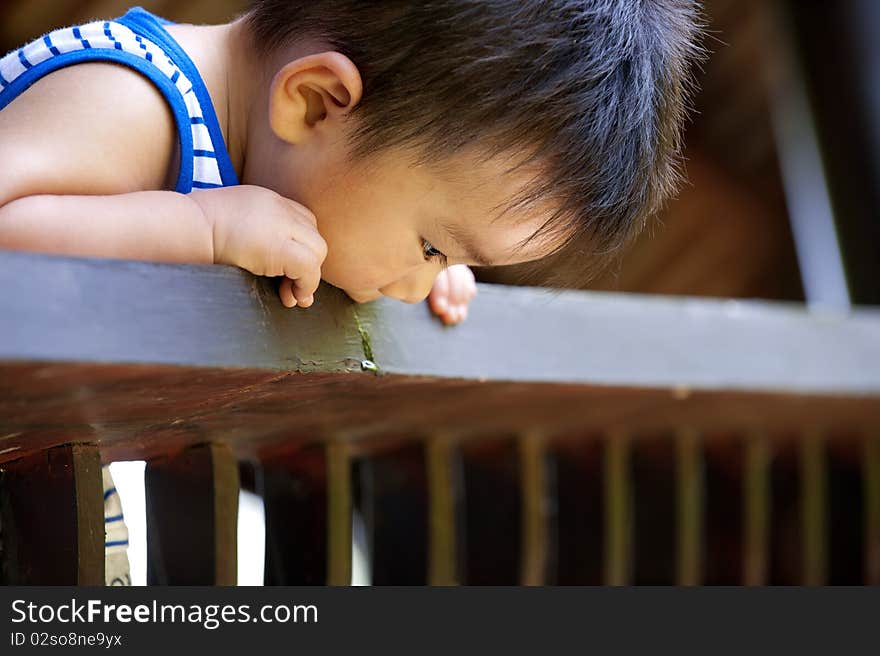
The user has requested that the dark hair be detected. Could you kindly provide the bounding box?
[246,0,704,288]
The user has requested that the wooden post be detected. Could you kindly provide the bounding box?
[145,442,239,585]
[261,446,328,585]
[426,436,459,585]
[743,433,770,585]
[460,439,521,584]
[326,442,351,586]
[676,428,703,585]
[604,431,631,585]
[0,444,103,585]
[519,431,550,586]
[359,442,428,584]
[801,431,827,585]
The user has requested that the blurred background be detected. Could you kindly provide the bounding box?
[3,0,878,306]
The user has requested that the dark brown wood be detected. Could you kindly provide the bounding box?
[867,435,880,585]
[554,437,604,585]
[326,442,351,585]
[825,437,865,585]
[519,431,553,585]
[604,431,631,585]
[631,434,677,584]
[742,434,770,586]
[770,441,802,585]
[145,442,239,585]
[460,438,521,585]
[800,431,827,585]
[359,442,428,585]
[261,446,329,585]
[0,444,103,584]
[0,251,879,467]
[676,428,703,585]
[701,434,749,585]
[426,435,462,585]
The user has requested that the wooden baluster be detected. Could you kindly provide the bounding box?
[801,431,827,585]
[676,428,703,585]
[743,433,770,585]
[519,430,553,585]
[260,445,328,585]
[261,442,352,586]
[426,436,460,585]
[865,434,880,585]
[145,442,239,585]
[604,431,631,585]
[0,444,103,585]
[326,442,351,586]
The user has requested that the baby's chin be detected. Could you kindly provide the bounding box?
[343,289,382,304]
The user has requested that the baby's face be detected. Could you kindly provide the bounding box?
[267,143,558,304]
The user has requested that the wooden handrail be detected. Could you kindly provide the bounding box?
[0,249,878,464]
[2,250,880,586]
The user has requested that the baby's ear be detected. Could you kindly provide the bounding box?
[268,51,363,145]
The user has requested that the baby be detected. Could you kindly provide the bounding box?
[0,1,701,583]
[1,0,702,321]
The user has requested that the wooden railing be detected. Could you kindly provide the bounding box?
[0,250,878,585]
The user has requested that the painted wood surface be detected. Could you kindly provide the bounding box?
[0,251,879,465]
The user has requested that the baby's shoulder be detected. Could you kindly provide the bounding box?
[0,60,178,199]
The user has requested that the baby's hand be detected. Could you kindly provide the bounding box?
[428,264,477,324]
[191,185,327,309]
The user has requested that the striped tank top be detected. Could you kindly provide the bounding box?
[0,6,239,192]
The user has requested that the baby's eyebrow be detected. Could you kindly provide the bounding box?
[441,221,495,267]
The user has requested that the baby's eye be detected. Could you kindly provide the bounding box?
[421,238,448,267]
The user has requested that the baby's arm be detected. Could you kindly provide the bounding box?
[0,62,208,262]
[0,191,214,264]
[0,63,325,307]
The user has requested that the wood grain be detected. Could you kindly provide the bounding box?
[0,444,103,585]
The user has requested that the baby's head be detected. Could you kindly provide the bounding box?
[240,0,703,302]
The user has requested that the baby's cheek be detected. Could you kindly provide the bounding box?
[321,257,386,296]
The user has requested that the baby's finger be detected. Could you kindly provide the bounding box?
[293,223,329,267]
[279,277,297,308]
[428,268,451,314]
[281,240,323,306]
[448,266,477,305]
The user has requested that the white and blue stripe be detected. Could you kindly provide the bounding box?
[101,464,132,586]
[101,465,129,551]
[0,8,238,193]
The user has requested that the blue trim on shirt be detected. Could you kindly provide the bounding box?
[117,7,239,188]
[72,26,91,49]
[43,34,62,57]
[0,49,195,192]
[17,49,32,70]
